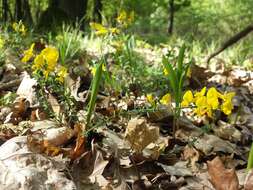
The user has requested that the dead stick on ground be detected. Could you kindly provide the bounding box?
[0,79,22,91]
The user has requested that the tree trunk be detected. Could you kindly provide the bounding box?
[2,0,8,22]
[15,0,22,21]
[93,0,102,23]
[168,0,175,34]
[23,0,33,24]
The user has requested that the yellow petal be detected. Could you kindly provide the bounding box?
[146,94,155,105]
[160,93,171,105]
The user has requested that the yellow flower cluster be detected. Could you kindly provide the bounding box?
[12,21,26,36]
[32,46,59,78]
[146,93,171,106]
[181,87,235,117]
[89,22,119,36]
[89,10,134,36]
[21,44,67,83]
[117,10,134,27]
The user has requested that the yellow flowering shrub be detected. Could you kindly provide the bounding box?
[181,87,235,117]
[21,44,66,82]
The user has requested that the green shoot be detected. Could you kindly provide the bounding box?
[247,143,253,170]
[86,61,103,128]
[162,45,191,137]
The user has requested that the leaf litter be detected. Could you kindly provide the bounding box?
[1,43,253,190]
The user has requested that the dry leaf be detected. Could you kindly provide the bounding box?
[207,156,239,190]
[4,98,30,124]
[70,134,86,161]
[213,120,242,143]
[16,72,37,106]
[244,169,253,190]
[182,145,200,171]
[125,118,159,153]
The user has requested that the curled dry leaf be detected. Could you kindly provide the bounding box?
[207,156,239,190]
[125,117,159,153]
[4,97,30,124]
[16,72,37,106]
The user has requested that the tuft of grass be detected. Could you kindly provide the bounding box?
[54,24,83,65]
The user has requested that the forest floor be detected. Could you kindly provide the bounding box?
[1,36,253,190]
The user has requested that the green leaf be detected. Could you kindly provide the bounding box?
[176,44,186,81]
[86,61,103,128]
[162,56,177,96]
[247,143,253,170]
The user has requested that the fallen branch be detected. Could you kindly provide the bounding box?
[206,24,253,64]
[0,79,22,91]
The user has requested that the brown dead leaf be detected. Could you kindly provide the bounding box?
[48,93,61,118]
[70,134,86,161]
[27,134,63,157]
[4,98,30,124]
[213,120,242,143]
[125,118,159,153]
[182,145,200,171]
[72,142,110,189]
[207,156,239,190]
[244,169,253,190]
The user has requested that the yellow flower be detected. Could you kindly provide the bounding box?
[221,92,235,102]
[186,68,191,78]
[21,43,35,63]
[0,37,5,49]
[90,22,108,36]
[206,87,220,109]
[12,21,26,35]
[117,10,134,27]
[57,66,68,83]
[41,46,59,72]
[194,87,206,101]
[90,64,106,76]
[220,92,235,115]
[33,54,44,71]
[163,68,169,76]
[32,46,59,79]
[194,96,208,116]
[160,93,171,105]
[146,94,155,105]
[12,22,19,32]
[221,100,233,115]
[109,27,120,34]
[117,10,127,24]
[19,23,26,36]
[181,90,193,107]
